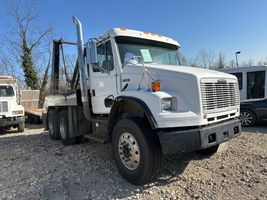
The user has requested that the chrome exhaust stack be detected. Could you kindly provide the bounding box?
[73,16,91,120]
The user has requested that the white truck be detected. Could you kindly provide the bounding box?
[43,17,241,185]
[0,76,25,132]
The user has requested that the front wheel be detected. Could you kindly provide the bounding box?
[240,109,256,126]
[112,118,162,185]
[18,122,25,132]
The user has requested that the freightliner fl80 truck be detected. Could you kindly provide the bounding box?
[43,17,241,185]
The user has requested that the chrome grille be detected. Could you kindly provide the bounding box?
[0,101,8,112]
[201,81,239,112]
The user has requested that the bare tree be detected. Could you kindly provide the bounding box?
[195,49,215,69]
[215,52,226,69]
[241,59,255,67]
[5,0,53,107]
[257,60,264,66]
[228,59,236,68]
[256,59,267,66]
[180,53,187,66]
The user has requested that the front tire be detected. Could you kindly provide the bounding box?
[112,118,162,185]
[59,110,76,145]
[18,122,25,132]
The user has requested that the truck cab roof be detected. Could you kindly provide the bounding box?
[100,28,181,47]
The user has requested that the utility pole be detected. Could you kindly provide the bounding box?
[235,51,241,67]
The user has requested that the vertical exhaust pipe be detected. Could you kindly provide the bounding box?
[73,16,91,120]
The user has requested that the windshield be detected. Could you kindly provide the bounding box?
[116,36,183,66]
[0,85,15,97]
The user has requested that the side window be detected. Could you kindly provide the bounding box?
[105,41,114,71]
[95,41,114,72]
[231,73,242,90]
[247,71,265,99]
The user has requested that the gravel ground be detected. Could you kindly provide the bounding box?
[0,124,266,200]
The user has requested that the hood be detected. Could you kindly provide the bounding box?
[145,64,236,81]
[122,64,237,91]
[122,64,237,85]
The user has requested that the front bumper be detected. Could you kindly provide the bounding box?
[158,118,241,154]
[0,116,24,127]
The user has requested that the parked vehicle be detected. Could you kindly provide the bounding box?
[240,98,267,126]
[0,76,25,132]
[221,66,267,100]
[42,17,241,185]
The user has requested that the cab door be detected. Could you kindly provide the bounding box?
[89,40,117,114]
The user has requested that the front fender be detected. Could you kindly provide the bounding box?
[107,93,164,142]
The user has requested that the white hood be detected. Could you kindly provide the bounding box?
[146,64,236,81]
[122,64,237,115]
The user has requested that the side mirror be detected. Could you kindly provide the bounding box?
[88,40,98,64]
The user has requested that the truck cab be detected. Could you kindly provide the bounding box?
[0,76,25,132]
[43,17,241,185]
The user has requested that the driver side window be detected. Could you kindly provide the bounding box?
[95,41,114,72]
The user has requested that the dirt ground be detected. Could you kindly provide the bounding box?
[0,124,266,200]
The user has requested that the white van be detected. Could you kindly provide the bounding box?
[222,66,267,100]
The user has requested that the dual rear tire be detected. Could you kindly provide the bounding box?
[47,109,76,145]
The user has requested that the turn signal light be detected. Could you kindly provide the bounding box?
[152,81,160,92]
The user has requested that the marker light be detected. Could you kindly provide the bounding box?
[152,81,160,92]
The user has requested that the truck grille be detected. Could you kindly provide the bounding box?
[0,101,8,112]
[201,81,239,112]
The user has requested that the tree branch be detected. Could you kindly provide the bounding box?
[30,28,52,50]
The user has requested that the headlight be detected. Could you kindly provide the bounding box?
[161,98,172,110]
[12,110,24,115]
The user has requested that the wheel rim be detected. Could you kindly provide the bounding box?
[48,114,54,135]
[59,117,67,139]
[240,111,253,126]
[118,132,140,170]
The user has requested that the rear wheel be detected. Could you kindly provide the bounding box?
[59,110,76,145]
[112,118,162,185]
[48,110,59,140]
[240,109,256,126]
[18,122,25,132]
